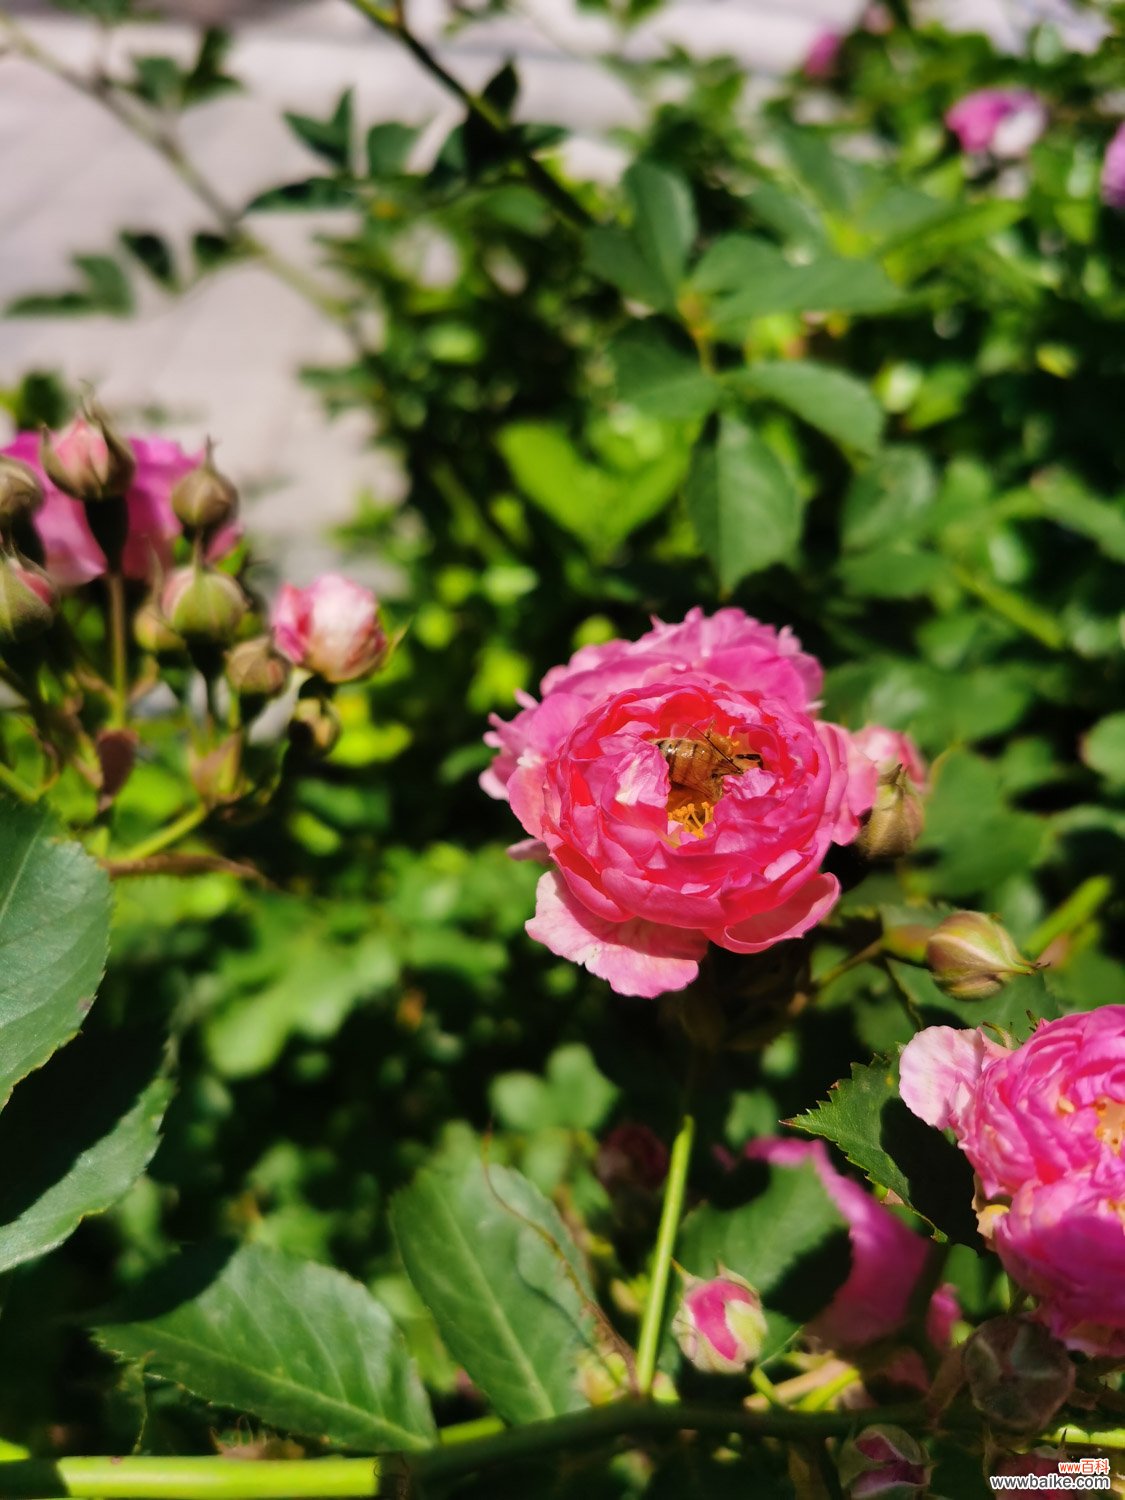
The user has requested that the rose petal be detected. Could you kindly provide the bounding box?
[898,1025,1004,1133]
[526,870,706,999]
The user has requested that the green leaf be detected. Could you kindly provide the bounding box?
[678,1161,849,1356]
[839,545,946,599]
[791,1057,980,1246]
[392,1159,595,1425]
[1030,470,1125,562]
[685,415,802,589]
[585,162,695,311]
[247,179,356,212]
[0,802,110,1109]
[498,420,688,556]
[732,360,884,456]
[916,750,1045,899]
[610,327,718,419]
[624,162,696,304]
[886,959,1062,1035]
[119,231,178,291]
[284,89,353,171]
[96,1242,435,1452]
[1082,713,1125,784]
[689,234,787,295]
[841,446,936,551]
[709,256,902,330]
[366,123,418,178]
[8,254,133,317]
[0,1024,170,1273]
[491,1044,618,1132]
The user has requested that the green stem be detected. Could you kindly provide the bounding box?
[0,1458,382,1499]
[634,1112,695,1395]
[0,762,39,804]
[1043,1423,1125,1451]
[951,564,1066,651]
[1025,875,1113,958]
[0,1402,930,1498]
[115,803,208,863]
[105,572,129,728]
[345,0,594,228]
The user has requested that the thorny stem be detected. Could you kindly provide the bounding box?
[344,0,595,228]
[634,1110,695,1395]
[0,1403,931,1498]
[105,571,128,728]
[0,12,357,341]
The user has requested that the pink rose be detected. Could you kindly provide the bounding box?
[900,1008,1125,1355]
[1,431,235,588]
[271,574,389,684]
[482,608,822,804]
[513,672,854,998]
[746,1138,956,1381]
[803,29,842,79]
[1102,122,1125,212]
[945,88,1048,159]
[484,610,901,997]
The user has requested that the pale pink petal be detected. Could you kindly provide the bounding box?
[898,1025,1004,1133]
[526,871,706,999]
[506,838,549,862]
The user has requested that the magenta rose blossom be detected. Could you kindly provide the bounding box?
[803,29,842,79]
[1102,122,1125,212]
[945,88,1047,158]
[746,1137,956,1383]
[484,609,916,998]
[900,1008,1125,1355]
[1,431,235,587]
[272,574,389,684]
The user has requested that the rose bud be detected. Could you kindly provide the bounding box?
[925,911,1036,1001]
[289,695,340,756]
[1103,121,1125,213]
[596,1123,669,1196]
[855,765,925,861]
[39,401,135,504]
[190,735,243,807]
[0,456,43,531]
[161,565,248,646]
[962,1316,1075,1433]
[134,596,184,655]
[271,574,389,684]
[171,439,239,535]
[837,1425,931,1499]
[226,635,290,703]
[0,552,58,643]
[672,1271,767,1375]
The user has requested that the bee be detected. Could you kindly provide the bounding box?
[654,728,763,835]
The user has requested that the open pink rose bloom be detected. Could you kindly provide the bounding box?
[483,609,924,997]
[1,430,237,587]
[901,1007,1125,1355]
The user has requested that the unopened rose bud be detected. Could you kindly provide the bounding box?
[925,911,1036,1001]
[171,439,239,535]
[272,574,389,684]
[189,735,243,807]
[838,1425,930,1499]
[0,552,57,643]
[0,456,43,530]
[672,1271,767,1375]
[225,635,290,703]
[161,565,248,646]
[290,695,340,756]
[39,401,135,504]
[962,1316,1075,1433]
[855,765,925,860]
[134,596,184,655]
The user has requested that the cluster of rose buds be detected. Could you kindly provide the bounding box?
[0,405,392,813]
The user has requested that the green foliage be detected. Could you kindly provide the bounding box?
[96,1242,436,1451]
[392,1158,596,1425]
